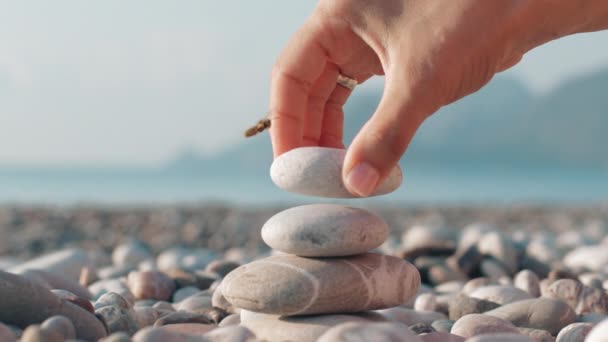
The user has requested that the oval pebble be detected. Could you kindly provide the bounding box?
[222,253,420,316]
[451,313,519,338]
[469,285,533,305]
[270,147,402,198]
[555,322,593,342]
[261,204,389,257]
[127,271,176,301]
[40,315,76,340]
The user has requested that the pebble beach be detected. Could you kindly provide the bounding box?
[1,147,608,341]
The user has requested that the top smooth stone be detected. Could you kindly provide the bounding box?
[270,147,402,198]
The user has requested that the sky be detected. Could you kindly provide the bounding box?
[1,1,608,166]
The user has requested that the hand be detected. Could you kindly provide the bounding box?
[268,0,606,196]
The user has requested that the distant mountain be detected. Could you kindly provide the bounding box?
[166,70,608,177]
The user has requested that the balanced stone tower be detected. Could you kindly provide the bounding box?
[221,147,421,340]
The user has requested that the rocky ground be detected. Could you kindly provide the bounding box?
[1,203,608,341]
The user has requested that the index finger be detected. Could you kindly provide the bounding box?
[269,17,329,157]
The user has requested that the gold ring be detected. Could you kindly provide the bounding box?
[337,74,357,90]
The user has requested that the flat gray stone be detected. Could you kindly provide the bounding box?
[222,253,420,316]
[270,147,402,198]
[261,204,389,257]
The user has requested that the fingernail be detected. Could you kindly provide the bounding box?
[345,162,380,197]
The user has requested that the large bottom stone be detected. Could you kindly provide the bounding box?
[222,253,420,316]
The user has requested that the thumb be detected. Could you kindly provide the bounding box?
[343,73,431,197]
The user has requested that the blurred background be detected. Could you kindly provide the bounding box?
[1,1,607,205]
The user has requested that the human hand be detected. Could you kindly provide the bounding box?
[268,0,606,196]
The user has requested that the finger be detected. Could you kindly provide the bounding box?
[302,62,340,146]
[269,17,329,157]
[342,73,431,197]
[319,73,374,148]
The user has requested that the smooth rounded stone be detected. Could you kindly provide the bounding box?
[95,292,133,310]
[469,285,533,305]
[447,245,483,277]
[484,298,576,336]
[410,323,436,334]
[132,326,203,342]
[555,322,593,342]
[577,313,607,324]
[427,263,467,285]
[240,310,386,342]
[563,245,608,272]
[88,278,131,301]
[178,294,213,314]
[102,332,132,342]
[584,318,608,342]
[8,248,91,282]
[21,325,63,342]
[95,305,139,336]
[203,325,254,342]
[98,265,133,280]
[222,253,420,316]
[153,311,213,326]
[152,301,175,312]
[466,334,532,342]
[462,278,497,295]
[161,323,216,336]
[376,307,447,325]
[0,322,17,342]
[270,147,402,198]
[0,271,106,341]
[317,321,422,342]
[163,268,215,290]
[435,281,464,294]
[218,313,240,327]
[419,331,465,342]
[138,259,158,271]
[448,294,500,321]
[113,241,152,268]
[431,320,455,333]
[517,327,554,341]
[40,315,76,340]
[458,223,496,250]
[514,270,541,297]
[134,307,163,328]
[415,293,438,312]
[544,279,608,315]
[481,258,511,279]
[400,225,457,260]
[173,286,200,303]
[127,271,176,301]
[157,248,219,272]
[52,289,95,314]
[478,232,518,275]
[451,314,519,338]
[261,204,389,257]
[205,260,241,278]
[22,270,92,299]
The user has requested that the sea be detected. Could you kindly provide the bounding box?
[0,164,606,206]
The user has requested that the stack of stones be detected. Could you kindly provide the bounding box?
[221,147,422,341]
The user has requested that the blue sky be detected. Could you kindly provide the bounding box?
[1,1,608,165]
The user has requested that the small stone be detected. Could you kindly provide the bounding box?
[375,307,446,326]
[203,325,255,342]
[177,294,213,314]
[153,311,213,327]
[517,327,553,341]
[448,294,500,320]
[102,332,132,342]
[20,325,62,342]
[40,316,76,340]
[52,289,95,314]
[484,298,576,335]
[157,248,218,272]
[410,323,436,334]
[270,147,402,198]
[400,225,457,260]
[462,278,497,295]
[133,307,163,328]
[0,322,17,342]
[583,318,608,342]
[465,334,532,342]
[555,322,593,342]
[481,258,510,279]
[222,253,420,316]
[113,240,152,268]
[95,305,139,336]
[514,270,541,297]
[98,265,133,280]
[415,293,438,312]
[450,314,519,338]
[152,301,174,312]
[317,322,422,342]
[172,286,200,303]
[419,331,466,342]
[261,204,389,257]
[95,292,132,310]
[544,279,608,315]
[469,285,533,305]
[8,248,91,282]
[132,326,197,342]
[564,245,608,272]
[431,320,455,333]
[160,323,215,336]
[478,232,518,275]
[205,260,241,278]
[127,271,176,301]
